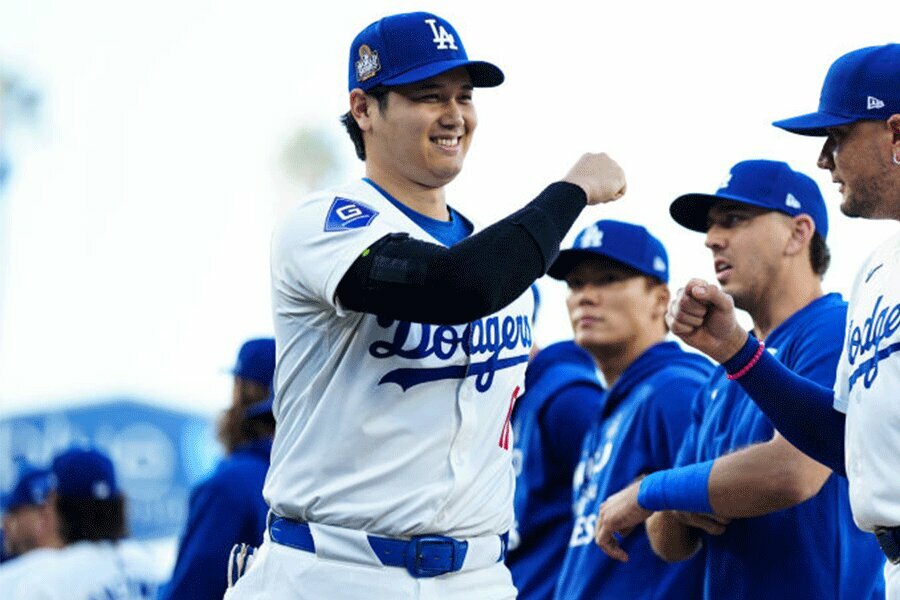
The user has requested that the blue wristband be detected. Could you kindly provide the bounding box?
[637,460,715,514]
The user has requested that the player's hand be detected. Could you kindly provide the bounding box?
[564,153,627,205]
[594,479,651,562]
[666,278,749,364]
[670,510,731,536]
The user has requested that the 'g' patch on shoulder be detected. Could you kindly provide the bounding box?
[324,197,379,232]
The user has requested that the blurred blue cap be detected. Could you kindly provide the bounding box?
[51,448,119,500]
[669,159,829,239]
[1,466,54,513]
[232,338,276,388]
[773,44,900,136]
[349,12,504,92]
[548,220,669,283]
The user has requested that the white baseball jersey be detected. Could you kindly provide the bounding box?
[834,230,900,532]
[265,179,533,539]
[0,548,60,595]
[8,540,164,599]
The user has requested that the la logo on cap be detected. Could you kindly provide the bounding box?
[425,18,457,50]
[580,225,604,248]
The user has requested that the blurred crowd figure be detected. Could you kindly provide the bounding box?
[0,448,164,598]
[160,337,276,600]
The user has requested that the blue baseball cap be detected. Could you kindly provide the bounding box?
[51,448,119,500]
[1,466,54,513]
[231,338,276,388]
[773,44,900,136]
[244,389,275,420]
[670,159,829,239]
[548,220,669,283]
[349,12,504,92]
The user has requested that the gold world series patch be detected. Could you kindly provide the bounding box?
[356,45,380,82]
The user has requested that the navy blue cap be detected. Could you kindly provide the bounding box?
[349,12,504,92]
[548,220,669,283]
[670,159,829,239]
[51,448,119,500]
[1,466,54,513]
[244,389,275,420]
[773,44,900,136]
[232,338,276,388]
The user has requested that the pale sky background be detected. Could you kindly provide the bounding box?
[0,0,896,416]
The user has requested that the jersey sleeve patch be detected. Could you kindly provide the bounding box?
[324,197,379,232]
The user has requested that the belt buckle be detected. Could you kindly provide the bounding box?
[404,535,460,578]
[875,527,900,565]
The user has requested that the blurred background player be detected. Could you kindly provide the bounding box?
[9,447,164,599]
[0,464,62,591]
[1,463,61,559]
[549,220,712,600]
[665,44,900,598]
[596,160,884,599]
[226,10,626,600]
[507,285,606,599]
[162,337,276,600]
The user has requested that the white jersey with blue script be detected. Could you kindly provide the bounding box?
[835,231,900,532]
[266,179,534,539]
[679,293,884,599]
[554,341,713,600]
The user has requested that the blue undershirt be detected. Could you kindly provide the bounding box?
[363,178,473,246]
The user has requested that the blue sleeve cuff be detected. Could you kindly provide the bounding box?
[723,334,760,375]
[637,460,715,513]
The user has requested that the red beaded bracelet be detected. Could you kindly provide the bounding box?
[726,339,766,380]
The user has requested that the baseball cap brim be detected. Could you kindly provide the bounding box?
[547,249,656,281]
[381,59,504,88]
[669,192,778,233]
[772,111,859,136]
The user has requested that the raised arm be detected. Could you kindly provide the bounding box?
[337,153,626,325]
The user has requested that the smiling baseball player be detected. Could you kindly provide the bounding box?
[224,11,626,600]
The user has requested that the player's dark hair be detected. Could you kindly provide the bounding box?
[217,377,273,454]
[809,232,831,277]
[55,494,127,543]
[341,86,390,161]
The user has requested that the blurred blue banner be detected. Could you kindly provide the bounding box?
[0,398,220,540]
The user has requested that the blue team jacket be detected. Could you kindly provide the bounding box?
[677,294,884,600]
[555,341,714,600]
[161,438,272,600]
[507,340,606,600]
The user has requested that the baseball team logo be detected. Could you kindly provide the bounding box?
[425,18,457,50]
[846,294,900,391]
[369,314,532,392]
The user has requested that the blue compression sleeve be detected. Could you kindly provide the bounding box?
[726,335,847,476]
[637,460,715,513]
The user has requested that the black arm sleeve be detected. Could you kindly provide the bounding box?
[335,181,587,325]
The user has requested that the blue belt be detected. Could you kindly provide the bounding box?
[267,514,508,578]
[875,526,900,565]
